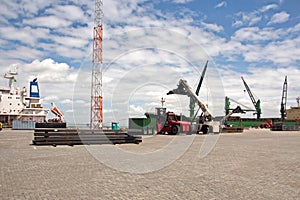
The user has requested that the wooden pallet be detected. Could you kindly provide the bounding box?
[32,128,142,146]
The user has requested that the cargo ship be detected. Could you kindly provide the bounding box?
[0,68,49,128]
[286,97,300,120]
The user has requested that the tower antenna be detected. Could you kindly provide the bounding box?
[90,0,103,129]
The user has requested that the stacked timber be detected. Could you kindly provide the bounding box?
[32,128,142,146]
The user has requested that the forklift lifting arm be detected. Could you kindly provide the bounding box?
[167,79,213,121]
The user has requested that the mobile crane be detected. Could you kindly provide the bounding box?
[161,79,245,134]
[166,79,216,134]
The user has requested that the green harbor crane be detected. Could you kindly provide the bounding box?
[241,76,261,119]
[225,96,255,115]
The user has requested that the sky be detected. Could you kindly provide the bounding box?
[0,0,299,127]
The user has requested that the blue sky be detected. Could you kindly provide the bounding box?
[0,0,299,125]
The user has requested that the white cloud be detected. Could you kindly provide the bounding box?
[45,5,87,22]
[1,46,43,62]
[20,59,78,83]
[232,11,262,27]
[260,4,279,12]
[172,0,193,3]
[44,95,59,102]
[1,2,18,20]
[201,22,224,32]
[232,20,243,27]
[249,16,262,26]
[1,0,299,125]
[231,27,284,42]
[215,1,227,8]
[268,11,290,25]
[23,15,72,28]
[0,26,50,46]
[61,99,73,104]
[51,35,89,49]
[129,105,145,117]
[232,3,282,27]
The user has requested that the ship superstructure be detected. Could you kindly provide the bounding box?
[286,97,300,121]
[0,69,49,127]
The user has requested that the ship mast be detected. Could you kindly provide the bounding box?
[4,67,18,94]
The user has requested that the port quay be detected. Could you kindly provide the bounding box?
[0,128,299,199]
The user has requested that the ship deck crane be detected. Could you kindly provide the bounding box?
[280,76,287,120]
[241,76,261,119]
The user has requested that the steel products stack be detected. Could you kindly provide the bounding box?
[221,127,244,133]
[32,128,142,146]
[271,123,300,131]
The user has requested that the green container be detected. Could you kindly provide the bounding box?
[111,122,119,130]
[128,114,157,135]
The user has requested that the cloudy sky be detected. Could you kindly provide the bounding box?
[0,0,299,127]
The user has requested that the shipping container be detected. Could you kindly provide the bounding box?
[12,120,35,130]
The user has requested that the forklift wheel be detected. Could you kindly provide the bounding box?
[171,125,179,135]
[201,125,209,134]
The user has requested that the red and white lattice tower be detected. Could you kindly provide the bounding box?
[90,0,103,129]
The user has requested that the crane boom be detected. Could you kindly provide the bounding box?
[167,79,213,121]
[189,60,208,117]
[280,76,287,120]
[196,60,208,95]
[241,76,261,119]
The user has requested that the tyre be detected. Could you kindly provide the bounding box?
[201,125,209,134]
[171,125,179,135]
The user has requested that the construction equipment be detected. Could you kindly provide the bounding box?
[225,96,255,115]
[162,79,246,134]
[49,102,65,123]
[241,76,261,119]
[166,79,215,134]
[157,111,191,135]
[189,61,208,118]
[220,105,245,131]
[280,76,287,120]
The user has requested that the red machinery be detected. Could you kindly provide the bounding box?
[49,102,65,123]
[158,111,191,135]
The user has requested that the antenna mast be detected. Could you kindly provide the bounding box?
[90,0,103,129]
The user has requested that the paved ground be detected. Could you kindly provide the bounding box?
[0,129,299,199]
